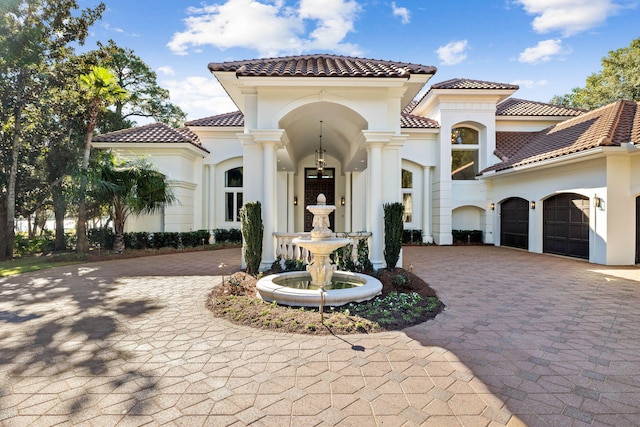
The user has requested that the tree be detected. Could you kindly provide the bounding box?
[0,0,104,259]
[383,202,404,270]
[240,202,263,275]
[76,66,127,253]
[92,154,175,254]
[94,40,186,131]
[551,37,640,109]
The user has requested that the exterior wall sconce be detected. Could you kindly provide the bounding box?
[294,196,298,206]
[490,203,495,210]
[341,197,345,206]
[530,201,536,209]
[594,197,603,208]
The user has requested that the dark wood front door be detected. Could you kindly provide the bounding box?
[543,193,590,259]
[500,197,529,250]
[304,168,335,232]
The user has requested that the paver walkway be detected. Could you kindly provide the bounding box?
[0,246,639,426]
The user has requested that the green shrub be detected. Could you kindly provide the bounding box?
[240,201,263,275]
[88,227,115,250]
[383,202,404,270]
[402,229,423,244]
[452,229,483,244]
[213,228,242,243]
[14,232,55,256]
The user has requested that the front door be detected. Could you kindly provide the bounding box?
[304,168,335,232]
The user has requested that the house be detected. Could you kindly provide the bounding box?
[92,54,640,267]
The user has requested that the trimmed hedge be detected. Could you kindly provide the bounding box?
[402,229,423,244]
[452,229,483,244]
[212,228,242,243]
[88,227,211,251]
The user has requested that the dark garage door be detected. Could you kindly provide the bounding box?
[500,197,529,250]
[543,193,589,259]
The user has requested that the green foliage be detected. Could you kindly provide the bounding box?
[383,202,404,270]
[212,228,242,243]
[551,37,640,109]
[284,258,306,272]
[343,292,441,328]
[87,228,211,251]
[240,201,263,275]
[402,229,423,244]
[452,229,483,244]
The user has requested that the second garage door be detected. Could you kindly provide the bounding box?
[543,193,590,259]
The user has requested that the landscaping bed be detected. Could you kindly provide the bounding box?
[206,268,444,335]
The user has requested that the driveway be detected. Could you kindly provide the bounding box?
[0,246,638,426]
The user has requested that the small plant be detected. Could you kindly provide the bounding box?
[383,202,404,270]
[228,275,245,296]
[390,273,411,288]
[284,258,305,271]
[240,201,263,275]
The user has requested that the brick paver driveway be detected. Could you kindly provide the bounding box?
[1,246,639,426]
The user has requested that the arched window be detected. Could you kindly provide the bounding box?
[225,167,243,222]
[402,169,413,223]
[451,127,479,180]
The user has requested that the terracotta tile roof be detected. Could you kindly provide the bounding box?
[494,132,537,161]
[431,78,519,90]
[403,100,418,114]
[401,113,440,129]
[497,98,585,117]
[93,123,208,152]
[186,111,245,127]
[482,100,640,174]
[208,54,436,78]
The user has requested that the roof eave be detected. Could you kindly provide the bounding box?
[479,147,606,179]
[92,141,210,156]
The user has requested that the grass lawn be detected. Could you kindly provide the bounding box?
[0,243,241,278]
[0,256,80,277]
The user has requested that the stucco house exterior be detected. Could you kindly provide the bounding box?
[92,54,640,267]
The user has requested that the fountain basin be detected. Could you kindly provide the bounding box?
[256,271,382,307]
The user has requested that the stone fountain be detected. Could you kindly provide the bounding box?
[256,194,382,309]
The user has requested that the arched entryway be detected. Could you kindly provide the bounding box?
[500,197,529,250]
[543,193,589,259]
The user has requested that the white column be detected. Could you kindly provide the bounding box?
[208,164,216,232]
[422,166,433,243]
[368,143,384,268]
[287,171,294,232]
[262,141,277,268]
[344,171,352,232]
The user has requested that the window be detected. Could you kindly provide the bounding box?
[402,169,413,223]
[451,127,479,180]
[225,167,243,222]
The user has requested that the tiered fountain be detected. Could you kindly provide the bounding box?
[256,194,382,310]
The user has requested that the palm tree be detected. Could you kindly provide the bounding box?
[92,155,175,254]
[76,66,127,253]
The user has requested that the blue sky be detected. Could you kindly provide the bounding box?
[82,0,640,121]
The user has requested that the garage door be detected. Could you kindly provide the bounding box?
[543,193,589,259]
[500,197,529,250]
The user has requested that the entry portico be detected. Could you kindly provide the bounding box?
[206,55,437,268]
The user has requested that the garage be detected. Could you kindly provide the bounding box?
[543,193,590,259]
[500,197,529,249]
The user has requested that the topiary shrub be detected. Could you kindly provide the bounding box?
[240,201,263,275]
[383,202,404,270]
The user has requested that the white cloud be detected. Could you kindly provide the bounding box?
[391,2,410,24]
[435,40,468,66]
[518,39,565,64]
[510,79,548,88]
[103,23,124,33]
[516,0,623,36]
[168,0,361,57]
[157,66,175,76]
[162,76,238,120]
